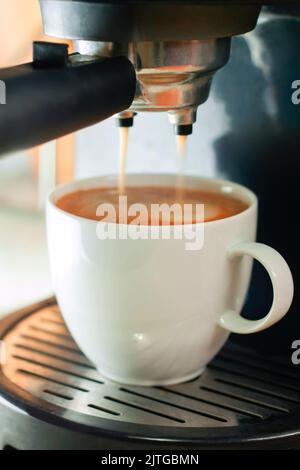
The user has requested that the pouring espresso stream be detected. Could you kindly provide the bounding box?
[176,134,188,202]
[118,127,130,195]
[118,127,189,198]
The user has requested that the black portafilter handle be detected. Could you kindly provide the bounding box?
[0,42,136,156]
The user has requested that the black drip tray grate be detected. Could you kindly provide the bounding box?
[0,299,300,449]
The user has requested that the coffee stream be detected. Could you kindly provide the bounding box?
[118,128,189,197]
[118,127,130,195]
[176,135,188,201]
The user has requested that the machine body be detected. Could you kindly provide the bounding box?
[40,0,262,134]
[0,0,266,155]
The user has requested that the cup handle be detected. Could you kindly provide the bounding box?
[218,242,294,334]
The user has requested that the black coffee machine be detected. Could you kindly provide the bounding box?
[0,0,300,450]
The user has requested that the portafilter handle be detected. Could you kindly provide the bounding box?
[0,42,136,156]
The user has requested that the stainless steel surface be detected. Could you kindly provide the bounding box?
[39,1,261,42]
[39,1,260,132]
[75,39,231,131]
[2,303,300,431]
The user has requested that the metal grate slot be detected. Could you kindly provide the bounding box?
[28,325,74,342]
[88,404,120,416]
[104,396,186,424]
[13,343,94,369]
[43,389,73,401]
[20,334,83,355]
[210,361,300,394]
[37,318,69,334]
[17,369,89,392]
[12,355,104,384]
[158,386,264,420]
[219,351,300,382]
[210,367,300,401]
[224,342,295,368]
[39,317,67,327]
[119,387,228,423]
[200,386,289,414]
[214,377,300,405]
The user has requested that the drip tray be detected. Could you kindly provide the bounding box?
[0,299,300,449]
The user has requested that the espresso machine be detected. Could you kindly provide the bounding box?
[0,0,300,450]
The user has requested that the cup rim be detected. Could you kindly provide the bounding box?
[47,173,257,227]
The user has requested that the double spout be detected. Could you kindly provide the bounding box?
[0,0,262,153]
[77,39,231,136]
[0,37,231,156]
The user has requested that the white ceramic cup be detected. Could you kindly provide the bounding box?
[47,174,294,386]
